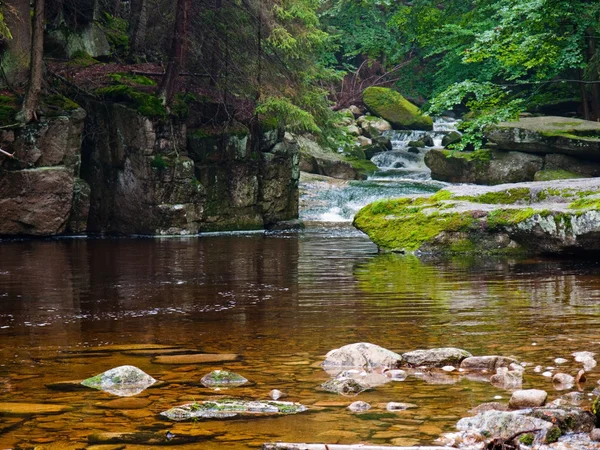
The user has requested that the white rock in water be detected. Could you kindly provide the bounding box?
[442,365,456,372]
[81,365,156,397]
[269,389,284,400]
[542,371,553,377]
[554,357,568,364]
[573,351,595,361]
[534,365,543,373]
[384,369,407,381]
[348,401,371,412]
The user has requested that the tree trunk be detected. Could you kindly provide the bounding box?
[156,0,189,104]
[2,0,31,86]
[586,27,600,120]
[579,70,590,120]
[19,0,44,123]
[130,0,148,56]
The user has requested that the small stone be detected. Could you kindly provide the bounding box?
[442,365,455,372]
[576,369,586,384]
[509,389,547,409]
[554,357,568,364]
[542,371,553,377]
[348,401,371,412]
[200,370,248,388]
[384,369,407,381]
[386,402,417,411]
[269,389,285,400]
[81,365,156,397]
[552,373,575,390]
[534,365,543,373]
[591,428,600,442]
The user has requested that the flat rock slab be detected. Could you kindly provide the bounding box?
[88,430,218,445]
[263,445,444,450]
[401,348,472,368]
[0,402,73,416]
[161,400,308,421]
[153,353,239,364]
[95,398,152,409]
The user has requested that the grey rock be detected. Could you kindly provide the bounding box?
[456,410,553,440]
[320,376,370,396]
[200,370,248,388]
[386,402,417,411]
[401,347,472,368]
[552,373,575,390]
[591,428,600,441]
[161,399,307,421]
[323,342,402,370]
[348,401,371,412]
[491,367,523,390]
[81,365,156,397]
[508,389,547,409]
[460,356,519,371]
[442,131,461,148]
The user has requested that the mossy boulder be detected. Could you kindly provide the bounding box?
[424,148,543,185]
[362,87,433,131]
[353,178,600,255]
[486,116,600,159]
[161,399,307,421]
[296,135,366,180]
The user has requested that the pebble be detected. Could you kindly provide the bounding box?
[534,365,543,373]
[441,366,455,372]
[542,371,553,377]
[554,357,568,364]
[348,401,371,412]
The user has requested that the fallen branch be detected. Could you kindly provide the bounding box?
[0,148,15,158]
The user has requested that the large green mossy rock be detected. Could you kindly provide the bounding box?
[362,87,433,131]
[353,178,600,255]
[486,116,600,159]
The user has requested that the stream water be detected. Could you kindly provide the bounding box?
[2,121,600,449]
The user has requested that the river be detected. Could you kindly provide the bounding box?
[1,120,600,449]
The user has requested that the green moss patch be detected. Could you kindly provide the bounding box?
[457,188,531,205]
[96,85,167,119]
[362,87,433,130]
[442,149,492,162]
[42,94,80,113]
[534,169,586,182]
[108,72,156,87]
[569,197,600,210]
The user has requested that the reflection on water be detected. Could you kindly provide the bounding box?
[1,230,600,448]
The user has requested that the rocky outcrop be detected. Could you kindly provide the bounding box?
[0,107,89,236]
[353,178,600,255]
[487,116,600,159]
[362,87,433,130]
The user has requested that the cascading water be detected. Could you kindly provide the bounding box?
[300,117,459,223]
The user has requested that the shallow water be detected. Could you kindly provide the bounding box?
[1,230,600,448]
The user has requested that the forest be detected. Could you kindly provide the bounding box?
[0,0,599,149]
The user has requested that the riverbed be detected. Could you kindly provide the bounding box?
[1,230,600,448]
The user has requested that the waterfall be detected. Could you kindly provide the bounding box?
[300,117,457,223]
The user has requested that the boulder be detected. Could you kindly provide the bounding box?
[348,105,363,117]
[356,136,372,147]
[544,153,600,177]
[358,115,393,138]
[320,376,370,396]
[81,365,156,397]
[200,370,248,388]
[364,143,389,160]
[424,148,544,185]
[353,178,600,255]
[401,347,472,368]
[297,135,364,180]
[322,342,402,370]
[508,389,547,409]
[347,125,361,136]
[362,87,433,131]
[456,410,552,441]
[442,131,462,148]
[552,372,575,390]
[373,135,393,151]
[534,169,586,181]
[486,116,600,159]
[460,356,519,371]
[161,399,307,421]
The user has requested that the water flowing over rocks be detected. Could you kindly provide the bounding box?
[353,178,600,255]
[160,399,308,421]
[80,365,156,397]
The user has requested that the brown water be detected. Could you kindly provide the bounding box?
[1,228,600,449]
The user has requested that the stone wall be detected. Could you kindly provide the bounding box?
[0,108,89,235]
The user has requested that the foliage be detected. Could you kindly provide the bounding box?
[96,85,167,118]
[108,72,157,86]
[256,97,320,133]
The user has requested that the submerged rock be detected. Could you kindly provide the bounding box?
[81,365,156,397]
[320,376,371,396]
[348,401,371,412]
[160,399,307,421]
[401,347,472,368]
[490,366,523,390]
[322,342,402,370]
[200,370,248,388]
[353,178,600,255]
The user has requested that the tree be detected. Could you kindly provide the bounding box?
[1,0,30,86]
[18,0,44,123]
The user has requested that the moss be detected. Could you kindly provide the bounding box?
[362,87,433,130]
[108,72,156,86]
[347,157,378,175]
[519,433,534,446]
[486,208,538,229]
[0,94,19,125]
[151,155,170,170]
[441,149,492,162]
[353,197,476,252]
[430,190,453,202]
[43,94,80,112]
[545,426,561,444]
[534,169,585,182]
[569,196,600,210]
[457,188,531,205]
[67,51,100,67]
[170,93,199,119]
[100,12,130,55]
[96,85,167,119]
